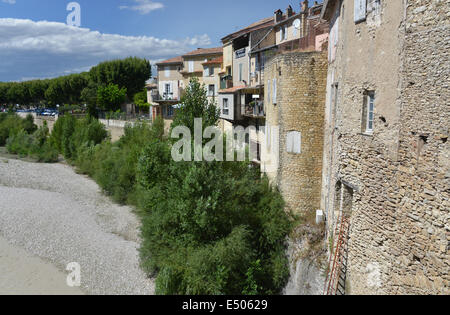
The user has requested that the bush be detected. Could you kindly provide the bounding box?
[0,113,36,146]
[6,123,59,163]
[75,118,164,205]
[50,115,108,160]
[135,79,292,295]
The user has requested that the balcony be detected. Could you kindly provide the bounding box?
[220,75,233,90]
[152,91,179,103]
[244,101,265,118]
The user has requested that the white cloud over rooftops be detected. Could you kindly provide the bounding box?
[0,18,211,81]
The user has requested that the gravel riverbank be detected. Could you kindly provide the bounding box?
[0,158,154,295]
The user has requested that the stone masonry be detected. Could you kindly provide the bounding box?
[264,51,328,216]
[321,0,449,295]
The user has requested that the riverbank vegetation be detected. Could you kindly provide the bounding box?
[0,79,292,295]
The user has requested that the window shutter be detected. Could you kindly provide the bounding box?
[354,0,367,23]
[265,124,272,150]
[273,78,277,104]
[189,61,194,73]
[287,131,301,154]
[267,80,271,101]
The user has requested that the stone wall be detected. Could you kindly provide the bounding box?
[321,0,449,295]
[264,51,328,216]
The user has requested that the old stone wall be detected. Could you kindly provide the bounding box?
[321,0,449,295]
[264,51,328,216]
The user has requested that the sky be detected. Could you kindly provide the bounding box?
[0,0,319,82]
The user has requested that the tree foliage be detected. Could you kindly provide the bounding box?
[97,84,127,112]
[89,57,151,99]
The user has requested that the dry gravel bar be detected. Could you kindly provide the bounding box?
[0,158,154,295]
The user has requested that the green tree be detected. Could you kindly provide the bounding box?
[89,57,151,99]
[171,78,219,136]
[97,84,127,112]
[133,89,150,113]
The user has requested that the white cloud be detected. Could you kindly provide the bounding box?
[119,0,164,15]
[0,18,211,81]
[2,0,16,4]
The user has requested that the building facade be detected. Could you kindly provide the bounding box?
[321,0,449,295]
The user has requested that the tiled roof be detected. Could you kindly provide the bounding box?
[221,17,274,42]
[183,47,223,57]
[202,56,223,65]
[156,56,183,65]
[219,85,246,94]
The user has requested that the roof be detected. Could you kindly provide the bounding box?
[182,47,223,58]
[219,85,246,94]
[156,56,183,66]
[202,56,223,66]
[320,0,337,21]
[221,17,274,42]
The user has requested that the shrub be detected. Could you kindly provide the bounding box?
[5,123,58,163]
[75,118,164,205]
[0,113,36,146]
[135,80,291,295]
[50,115,108,160]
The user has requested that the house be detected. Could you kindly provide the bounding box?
[152,47,223,133]
[153,56,184,132]
[320,0,448,295]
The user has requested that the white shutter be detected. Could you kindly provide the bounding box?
[165,67,170,78]
[272,78,277,104]
[287,131,301,154]
[189,61,194,73]
[354,0,367,23]
[265,124,271,150]
[267,80,271,101]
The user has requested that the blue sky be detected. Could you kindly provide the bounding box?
[0,0,319,81]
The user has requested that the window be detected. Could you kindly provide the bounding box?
[204,67,209,77]
[167,105,174,117]
[208,85,215,97]
[188,61,194,73]
[164,83,172,99]
[280,25,287,41]
[286,131,301,154]
[222,98,229,115]
[239,64,243,82]
[209,67,214,76]
[164,67,170,78]
[362,91,375,134]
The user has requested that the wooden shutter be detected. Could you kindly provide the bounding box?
[354,0,367,23]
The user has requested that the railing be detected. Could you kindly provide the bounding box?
[244,101,265,117]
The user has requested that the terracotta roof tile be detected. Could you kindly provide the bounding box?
[202,56,223,65]
[156,56,183,65]
[183,47,223,57]
[219,85,246,94]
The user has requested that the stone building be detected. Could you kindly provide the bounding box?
[320,0,449,295]
[263,51,328,216]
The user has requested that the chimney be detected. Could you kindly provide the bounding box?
[301,0,309,13]
[274,9,283,23]
[287,5,294,17]
[314,1,319,5]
